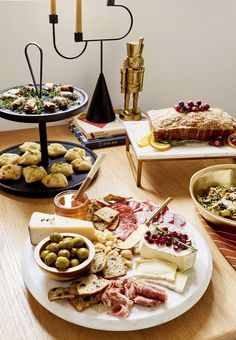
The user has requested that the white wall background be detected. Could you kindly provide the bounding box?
[0,0,236,131]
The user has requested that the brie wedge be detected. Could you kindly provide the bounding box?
[139,239,196,272]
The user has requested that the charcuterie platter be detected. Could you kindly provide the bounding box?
[21,196,212,331]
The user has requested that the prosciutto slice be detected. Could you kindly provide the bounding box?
[134,281,167,303]
[102,277,167,318]
[102,281,133,318]
[133,296,160,307]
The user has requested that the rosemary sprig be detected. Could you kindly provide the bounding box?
[153,223,198,253]
[158,139,203,146]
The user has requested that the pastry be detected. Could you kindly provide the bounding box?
[23,165,47,184]
[51,162,73,177]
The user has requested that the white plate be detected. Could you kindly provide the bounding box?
[125,121,236,160]
[21,221,212,331]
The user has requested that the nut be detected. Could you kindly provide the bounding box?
[120,250,133,260]
[105,240,113,247]
[124,260,133,268]
[94,243,106,251]
[107,250,120,257]
[132,247,140,255]
[105,246,112,254]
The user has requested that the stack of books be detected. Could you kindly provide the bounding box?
[68,112,126,149]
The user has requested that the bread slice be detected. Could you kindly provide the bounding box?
[77,274,110,296]
[69,292,103,312]
[90,252,107,274]
[48,286,79,301]
[103,256,127,279]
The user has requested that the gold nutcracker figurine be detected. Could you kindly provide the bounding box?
[120,37,145,120]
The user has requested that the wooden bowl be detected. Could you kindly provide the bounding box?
[34,233,95,281]
[190,164,236,233]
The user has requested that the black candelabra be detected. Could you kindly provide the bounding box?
[49,0,133,123]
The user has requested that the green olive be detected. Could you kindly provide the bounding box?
[46,242,60,253]
[58,249,70,259]
[220,209,231,217]
[77,247,89,261]
[63,237,73,241]
[72,237,85,248]
[70,259,80,267]
[58,239,73,250]
[40,250,49,261]
[44,252,57,266]
[55,256,70,269]
[70,248,78,259]
[50,232,63,243]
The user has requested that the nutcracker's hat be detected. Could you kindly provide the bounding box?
[127,37,144,57]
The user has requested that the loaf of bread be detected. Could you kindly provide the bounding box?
[147,107,236,141]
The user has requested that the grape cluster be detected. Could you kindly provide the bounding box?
[174,100,210,113]
[208,135,225,147]
[144,228,192,252]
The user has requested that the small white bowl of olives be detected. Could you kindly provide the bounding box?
[34,232,95,281]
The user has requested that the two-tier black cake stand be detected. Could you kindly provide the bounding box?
[0,43,97,198]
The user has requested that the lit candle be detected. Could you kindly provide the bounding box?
[75,0,82,33]
[50,0,57,15]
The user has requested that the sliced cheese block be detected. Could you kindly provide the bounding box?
[135,258,177,282]
[117,224,148,250]
[29,212,97,245]
[134,271,188,293]
[139,239,197,272]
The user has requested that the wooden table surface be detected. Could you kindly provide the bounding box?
[0,125,236,340]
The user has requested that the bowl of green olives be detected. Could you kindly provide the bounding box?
[34,232,95,281]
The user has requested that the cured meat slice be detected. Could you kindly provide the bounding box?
[134,282,167,302]
[133,295,160,307]
[102,281,133,318]
[124,278,136,300]
[118,213,136,224]
[110,203,133,214]
[128,200,141,211]
[114,222,137,241]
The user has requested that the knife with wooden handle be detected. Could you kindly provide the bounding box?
[116,197,173,250]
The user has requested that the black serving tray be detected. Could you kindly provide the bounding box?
[0,141,97,198]
[0,86,88,123]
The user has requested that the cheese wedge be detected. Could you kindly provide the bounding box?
[29,212,97,245]
[139,239,197,272]
[135,258,177,282]
[134,272,188,293]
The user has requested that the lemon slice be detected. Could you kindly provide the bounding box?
[137,134,150,147]
[228,133,236,148]
[149,131,171,151]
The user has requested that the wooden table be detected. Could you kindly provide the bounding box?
[0,125,236,340]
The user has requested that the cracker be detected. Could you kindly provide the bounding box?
[107,216,119,231]
[103,256,127,279]
[77,274,110,296]
[69,292,102,312]
[93,220,110,231]
[90,252,107,274]
[103,194,127,203]
[48,286,78,301]
[94,207,119,223]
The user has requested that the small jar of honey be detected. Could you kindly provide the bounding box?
[54,190,89,220]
